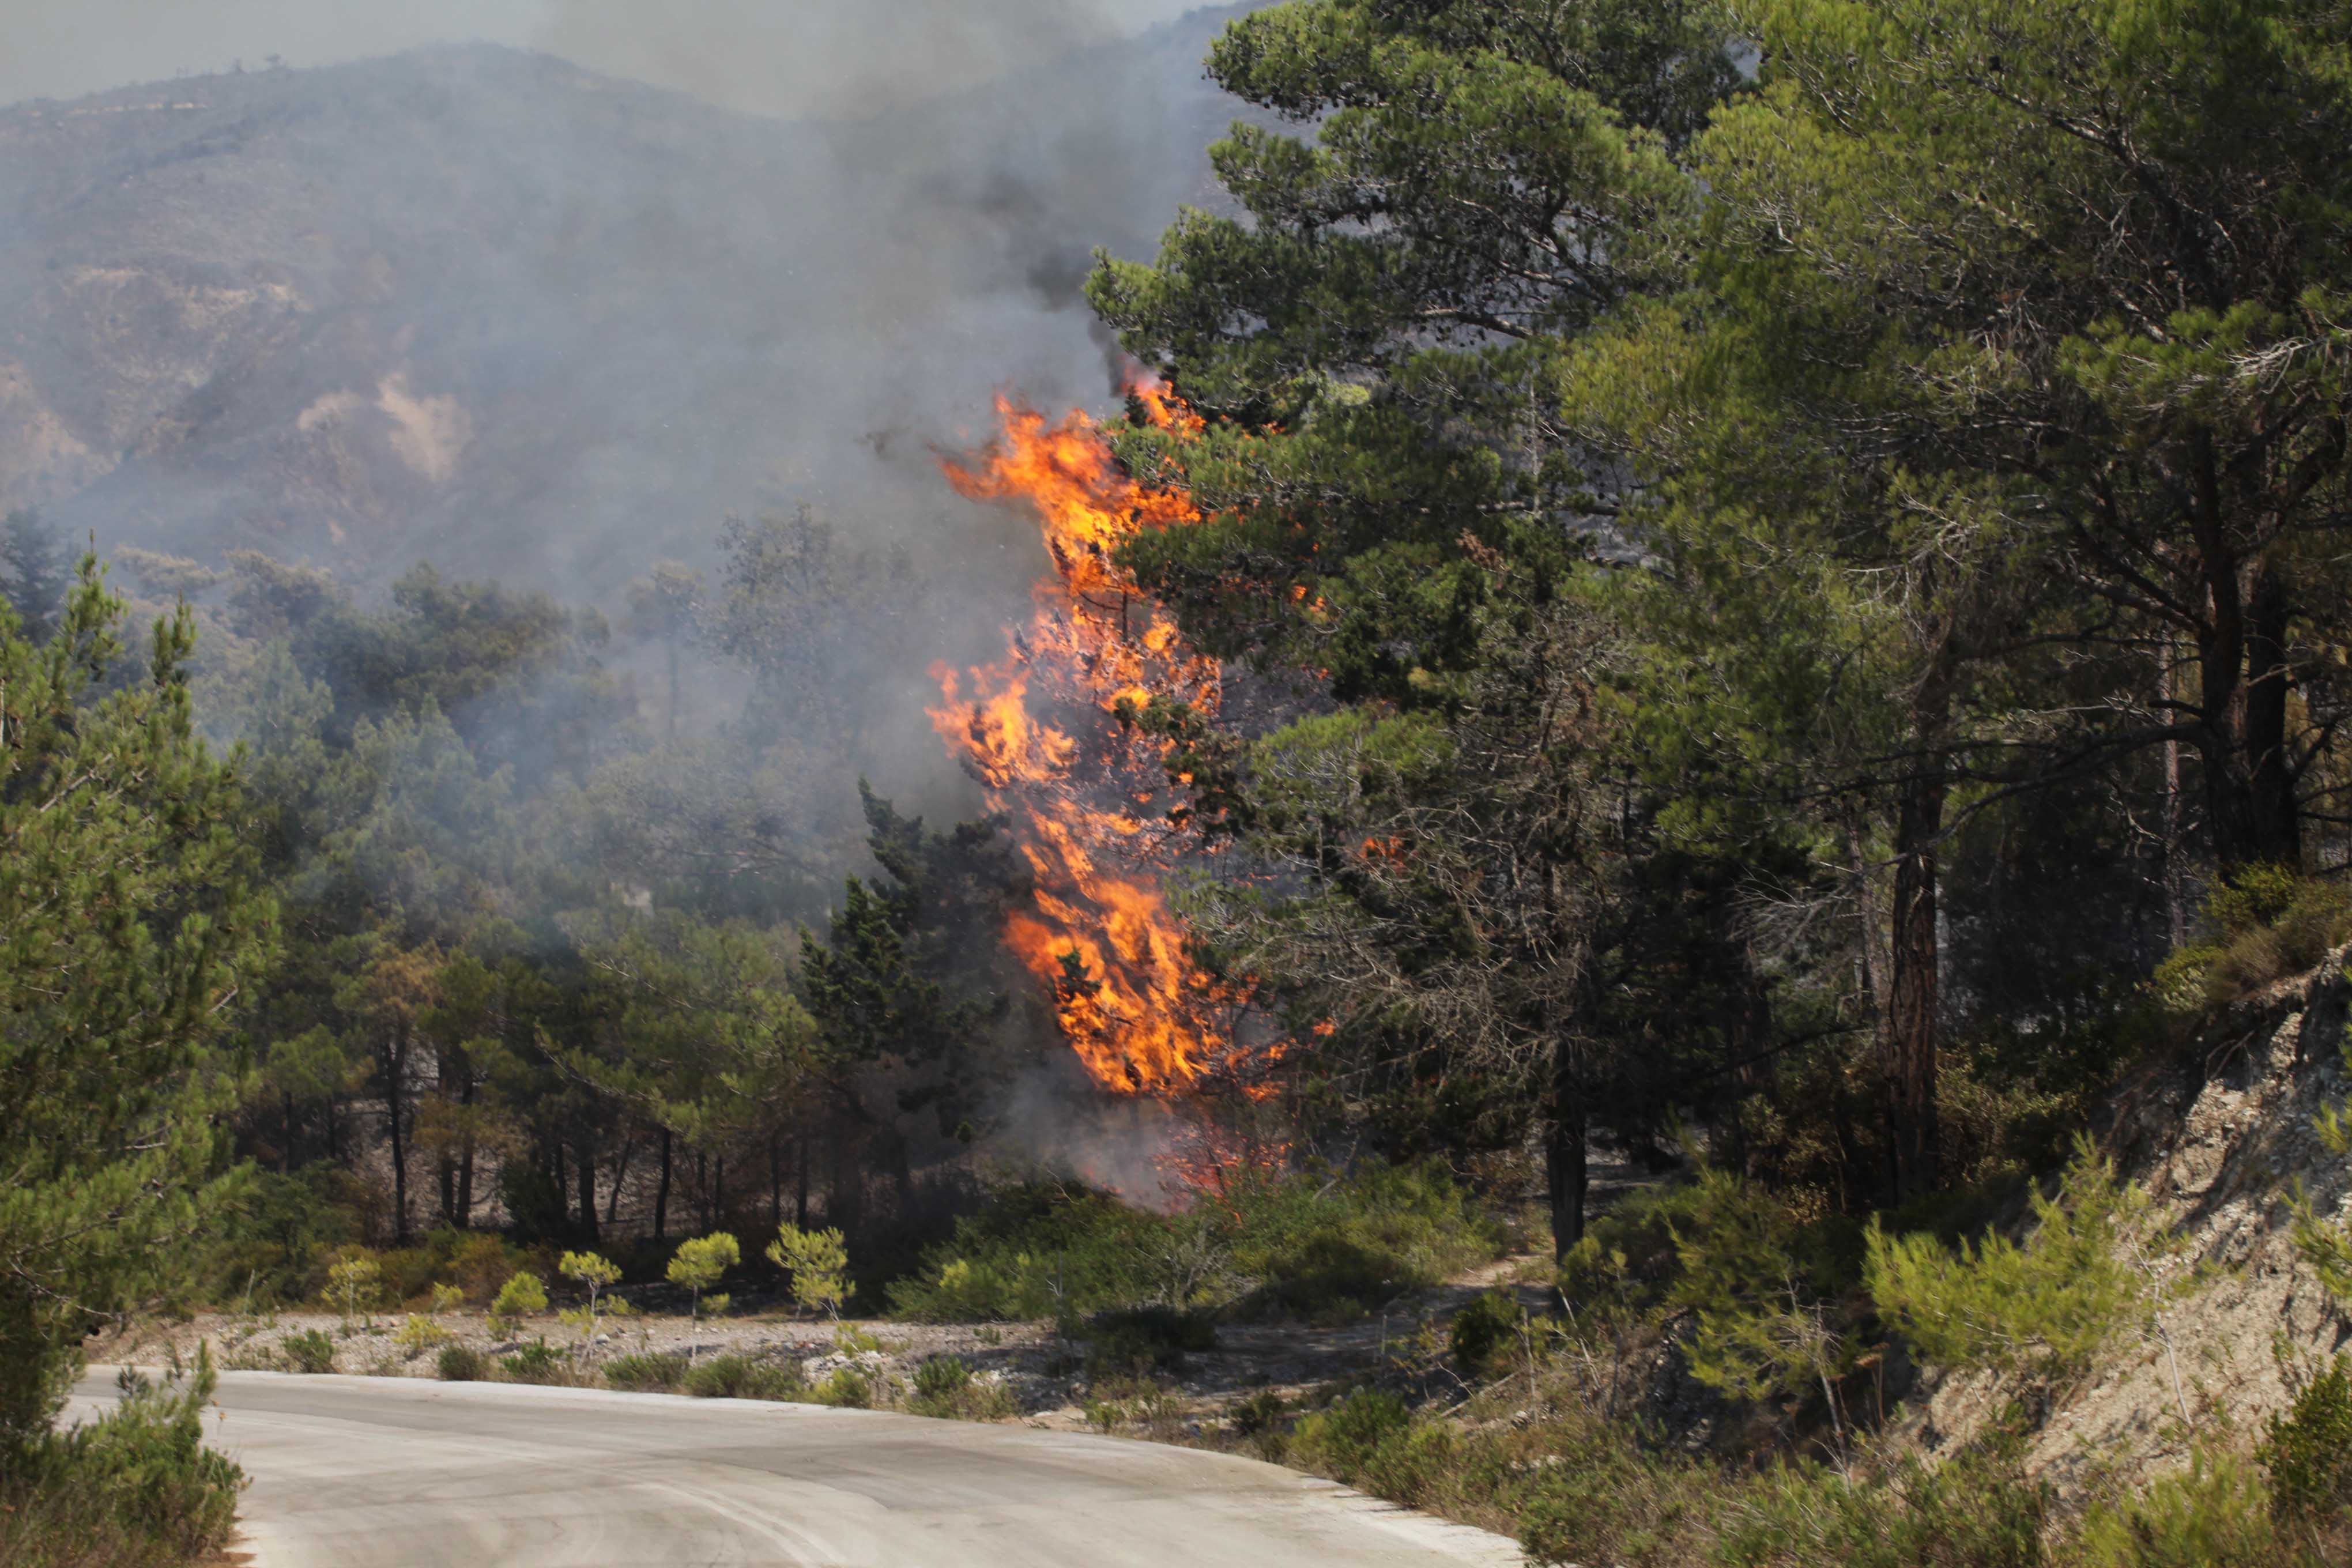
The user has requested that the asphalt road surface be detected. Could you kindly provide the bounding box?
[71,1370,1526,1567]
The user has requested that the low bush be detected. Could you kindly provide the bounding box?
[281,1328,337,1374]
[393,1313,453,1355]
[0,1352,243,1568]
[1290,1389,1414,1484]
[912,1355,972,1399]
[1716,1431,2049,1568]
[2263,1356,2352,1561]
[605,1352,691,1393]
[1866,1141,2150,1392]
[904,1356,1016,1420]
[1084,1305,1216,1377]
[2150,865,2351,1017]
[813,1366,873,1408]
[436,1345,488,1382]
[1449,1291,1526,1380]
[1231,1389,1288,1453]
[499,1343,572,1384]
[2072,1447,2276,1568]
[488,1270,549,1338]
[682,1354,804,1401]
[888,1162,1505,1326]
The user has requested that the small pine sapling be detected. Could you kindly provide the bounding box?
[668,1233,740,1348]
[489,1270,549,1339]
[766,1222,855,1320]
[558,1250,623,1352]
[326,1254,385,1330]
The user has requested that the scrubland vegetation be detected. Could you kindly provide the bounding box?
[7,0,2352,1563]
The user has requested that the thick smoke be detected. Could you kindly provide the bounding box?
[0,2,1262,822]
[0,2,1269,1189]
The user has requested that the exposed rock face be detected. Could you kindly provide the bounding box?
[1922,955,2352,1489]
[0,13,1264,596]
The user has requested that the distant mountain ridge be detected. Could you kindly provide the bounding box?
[0,7,1264,600]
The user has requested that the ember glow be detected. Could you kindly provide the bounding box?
[931,385,1243,1096]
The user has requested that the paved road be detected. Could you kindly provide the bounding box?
[71,1370,1524,1567]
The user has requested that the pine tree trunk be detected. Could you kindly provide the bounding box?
[1885,752,1946,1204]
[2190,446,2301,872]
[655,1128,672,1242]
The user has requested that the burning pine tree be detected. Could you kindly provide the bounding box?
[929,384,1254,1100]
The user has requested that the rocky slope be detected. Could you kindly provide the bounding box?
[1920,951,2352,1488]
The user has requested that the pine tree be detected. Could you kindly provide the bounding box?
[0,559,277,1453]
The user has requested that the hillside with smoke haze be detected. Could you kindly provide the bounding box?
[0,6,1260,606]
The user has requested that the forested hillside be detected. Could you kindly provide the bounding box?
[9,2,2352,1566]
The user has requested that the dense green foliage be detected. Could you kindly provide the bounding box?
[0,557,274,1468]
[0,1354,243,1568]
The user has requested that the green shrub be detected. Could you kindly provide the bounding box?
[488,1270,548,1337]
[393,1313,453,1355]
[1085,1305,1216,1377]
[1450,1291,1526,1380]
[913,1356,973,1399]
[888,1185,1166,1321]
[1290,1389,1412,1484]
[2072,1448,2277,1568]
[1716,1432,2048,1568]
[2153,866,2351,1016]
[0,1352,242,1568]
[499,1342,570,1384]
[2263,1356,2352,1553]
[605,1352,691,1393]
[281,1328,337,1374]
[888,1163,1504,1326]
[1668,1170,1861,1410]
[814,1366,873,1408]
[1866,1140,2148,1389]
[682,1354,804,1401]
[904,1356,1015,1420]
[436,1345,487,1382]
[1231,1389,1288,1455]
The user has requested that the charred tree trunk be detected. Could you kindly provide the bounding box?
[606,1136,634,1226]
[456,1071,478,1227]
[795,1133,810,1228]
[576,1138,598,1241]
[1544,1039,1588,1261]
[654,1128,672,1242]
[384,1028,411,1245]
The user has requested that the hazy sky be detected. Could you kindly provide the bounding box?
[0,0,1215,114]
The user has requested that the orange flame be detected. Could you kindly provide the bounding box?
[932,383,1244,1096]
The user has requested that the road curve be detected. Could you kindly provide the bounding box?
[71,1370,1525,1567]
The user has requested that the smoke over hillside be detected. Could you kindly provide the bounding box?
[0,5,1257,605]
